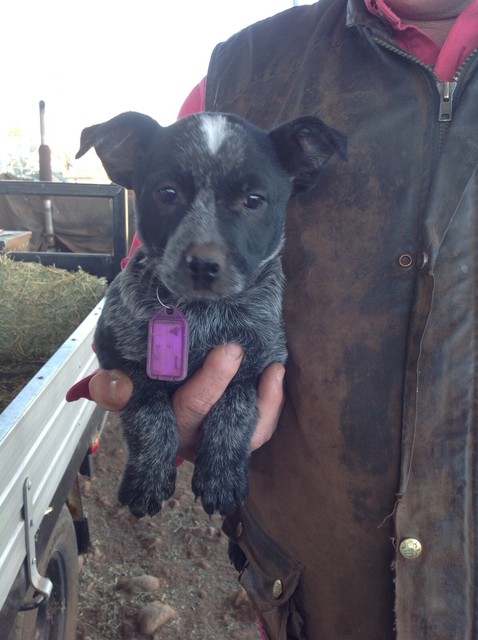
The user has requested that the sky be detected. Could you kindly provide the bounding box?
[2,0,312,180]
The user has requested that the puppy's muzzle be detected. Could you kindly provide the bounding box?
[186,243,226,287]
[187,255,221,282]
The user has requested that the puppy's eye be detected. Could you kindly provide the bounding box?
[155,187,177,204]
[243,194,266,211]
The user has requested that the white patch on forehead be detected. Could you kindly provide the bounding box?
[200,114,231,155]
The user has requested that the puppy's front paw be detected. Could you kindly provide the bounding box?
[192,464,248,516]
[118,461,176,518]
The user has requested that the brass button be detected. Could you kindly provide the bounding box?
[272,579,283,599]
[399,538,422,560]
[235,521,243,538]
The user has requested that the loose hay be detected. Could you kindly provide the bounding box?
[0,255,107,410]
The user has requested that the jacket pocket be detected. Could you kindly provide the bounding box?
[223,505,305,640]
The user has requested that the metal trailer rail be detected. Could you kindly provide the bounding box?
[0,301,103,612]
[0,181,129,282]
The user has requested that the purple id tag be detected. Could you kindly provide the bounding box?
[147,305,189,381]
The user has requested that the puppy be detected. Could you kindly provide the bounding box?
[76,111,346,517]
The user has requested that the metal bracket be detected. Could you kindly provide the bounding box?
[22,478,53,604]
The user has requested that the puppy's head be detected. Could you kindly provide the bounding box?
[76,111,346,299]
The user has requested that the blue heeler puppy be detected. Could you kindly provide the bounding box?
[76,111,346,517]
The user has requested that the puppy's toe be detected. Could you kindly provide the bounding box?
[192,467,248,516]
[131,492,164,518]
[118,482,172,518]
[202,490,238,517]
[117,481,152,517]
[118,463,176,518]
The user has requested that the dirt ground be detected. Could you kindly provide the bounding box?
[76,413,261,640]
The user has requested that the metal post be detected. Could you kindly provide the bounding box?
[39,100,55,249]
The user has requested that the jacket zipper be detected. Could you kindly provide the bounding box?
[435,49,478,122]
[436,80,457,122]
[370,36,478,124]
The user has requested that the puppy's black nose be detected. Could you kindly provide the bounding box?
[186,255,221,282]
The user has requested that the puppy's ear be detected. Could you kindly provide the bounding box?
[75,112,161,189]
[269,116,347,195]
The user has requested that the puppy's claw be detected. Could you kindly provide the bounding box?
[128,496,163,519]
[202,494,240,517]
[118,462,176,518]
[192,467,248,516]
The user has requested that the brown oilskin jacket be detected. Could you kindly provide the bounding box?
[205,1,478,638]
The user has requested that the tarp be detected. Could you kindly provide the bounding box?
[0,173,128,253]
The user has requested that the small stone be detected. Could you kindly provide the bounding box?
[230,586,249,608]
[81,480,92,496]
[222,613,235,626]
[137,602,178,635]
[98,496,113,509]
[116,574,161,593]
[141,536,161,551]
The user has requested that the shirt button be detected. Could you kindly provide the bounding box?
[399,538,422,559]
[272,579,283,599]
[398,253,414,268]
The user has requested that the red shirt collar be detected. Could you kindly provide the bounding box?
[364,0,478,80]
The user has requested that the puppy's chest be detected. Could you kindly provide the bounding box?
[107,296,263,367]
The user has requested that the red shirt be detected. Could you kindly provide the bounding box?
[365,0,478,81]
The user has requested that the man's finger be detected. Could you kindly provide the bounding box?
[88,369,133,412]
[173,343,244,431]
[250,363,285,451]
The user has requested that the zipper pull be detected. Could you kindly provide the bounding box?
[437,80,457,122]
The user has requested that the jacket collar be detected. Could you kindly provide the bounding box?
[346,0,395,40]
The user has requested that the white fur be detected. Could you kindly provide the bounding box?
[200,114,230,155]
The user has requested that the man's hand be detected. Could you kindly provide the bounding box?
[88,343,285,462]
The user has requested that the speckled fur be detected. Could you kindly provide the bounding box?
[76,111,346,516]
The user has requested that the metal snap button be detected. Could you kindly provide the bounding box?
[398,253,414,268]
[272,579,283,599]
[399,538,422,559]
[417,252,429,269]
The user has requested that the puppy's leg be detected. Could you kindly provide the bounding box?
[191,382,258,516]
[118,380,178,518]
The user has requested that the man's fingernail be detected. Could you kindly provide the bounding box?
[225,343,244,360]
[275,365,285,383]
[108,375,119,401]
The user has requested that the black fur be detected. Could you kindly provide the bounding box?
[76,111,346,517]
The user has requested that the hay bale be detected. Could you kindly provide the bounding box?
[0,255,107,362]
